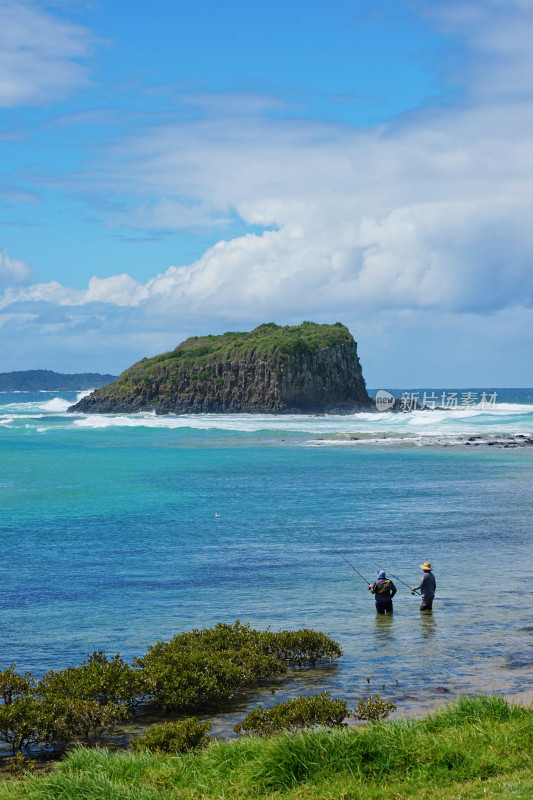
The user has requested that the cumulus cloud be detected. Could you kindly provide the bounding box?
[0,249,32,289]
[0,0,95,106]
[48,0,531,324]
[0,272,145,310]
[2,1,533,379]
[60,89,533,320]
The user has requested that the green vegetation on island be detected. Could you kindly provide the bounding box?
[0,370,117,391]
[70,321,370,414]
[149,321,355,368]
[0,696,531,799]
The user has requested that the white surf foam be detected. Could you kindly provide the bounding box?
[484,403,533,413]
[67,405,533,436]
[39,390,91,412]
[40,397,71,412]
[75,390,93,402]
[2,391,532,439]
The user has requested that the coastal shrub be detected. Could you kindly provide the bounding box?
[192,345,213,358]
[137,622,342,710]
[7,752,36,777]
[283,336,312,358]
[0,696,50,754]
[168,621,265,653]
[0,695,80,754]
[262,629,343,665]
[0,694,129,754]
[234,692,348,736]
[354,694,396,721]
[5,652,143,750]
[0,664,34,705]
[36,651,146,708]
[48,698,129,741]
[138,646,286,710]
[0,624,342,756]
[131,718,212,754]
[174,622,342,665]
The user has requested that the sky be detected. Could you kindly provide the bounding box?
[1,0,532,386]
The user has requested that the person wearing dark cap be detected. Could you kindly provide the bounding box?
[411,562,436,610]
[368,570,397,614]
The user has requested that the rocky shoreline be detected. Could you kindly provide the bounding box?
[310,432,533,448]
[463,434,533,448]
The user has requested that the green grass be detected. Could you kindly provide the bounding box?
[0,696,531,799]
[167,321,353,365]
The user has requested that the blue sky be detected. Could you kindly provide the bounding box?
[1,0,532,386]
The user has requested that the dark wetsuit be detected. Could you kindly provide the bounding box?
[370,575,397,614]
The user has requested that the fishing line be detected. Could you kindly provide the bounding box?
[335,550,370,586]
[376,565,420,595]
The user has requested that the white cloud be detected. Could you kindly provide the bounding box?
[55,0,533,323]
[420,0,533,100]
[1,1,533,382]
[0,0,95,106]
[0,272,145,309]
[110,198,233,232]
[62,90,532,320]
[0,249,33,289]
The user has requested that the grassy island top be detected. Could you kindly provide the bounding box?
[132,321,355,373]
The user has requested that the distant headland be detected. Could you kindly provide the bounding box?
[0,369,118,392]
[69,322,370,415]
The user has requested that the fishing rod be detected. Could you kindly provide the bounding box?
[376,565,420,595]
[335,550,371,586]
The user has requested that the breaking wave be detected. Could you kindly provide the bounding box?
[0,389,531,445]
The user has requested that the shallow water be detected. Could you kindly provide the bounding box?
[0,388,532,735]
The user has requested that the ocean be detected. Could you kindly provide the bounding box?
[1,388,532,734]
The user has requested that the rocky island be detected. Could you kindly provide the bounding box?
[69,321,370,414]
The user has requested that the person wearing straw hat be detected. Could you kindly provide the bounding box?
[411,562,436,611]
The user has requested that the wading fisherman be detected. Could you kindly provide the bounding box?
[368,570,397,614]
[411,562,436,611]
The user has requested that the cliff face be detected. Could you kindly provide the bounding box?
[70,323,370,415]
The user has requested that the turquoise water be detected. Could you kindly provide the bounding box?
[1,389,532,729]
